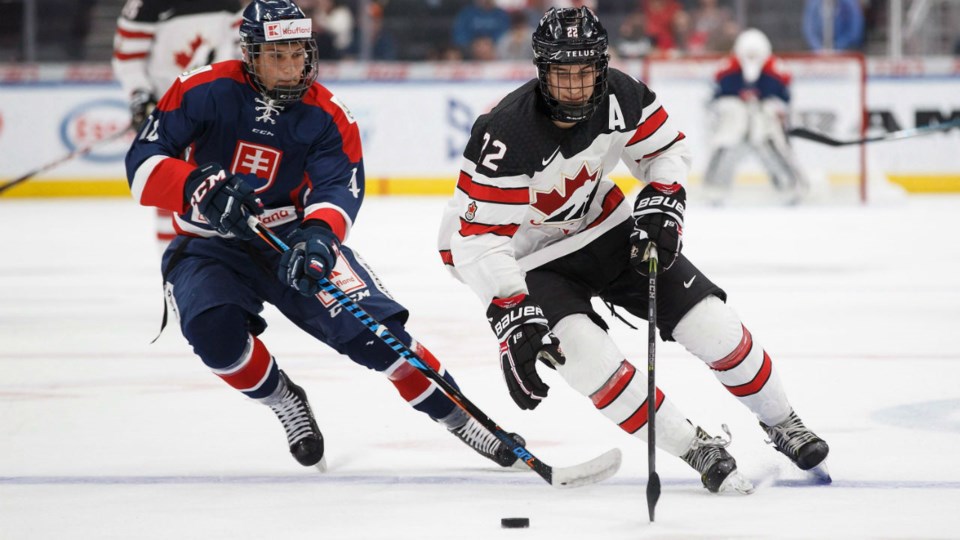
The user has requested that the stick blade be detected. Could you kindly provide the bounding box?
[646,472,661,522]
[550,448,622,489]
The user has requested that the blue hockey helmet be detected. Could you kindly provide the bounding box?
[532,7,610,123]
[239,0,319,104]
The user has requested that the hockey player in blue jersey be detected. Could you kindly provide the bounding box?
[125,0,523,471]
[705,29,811,204]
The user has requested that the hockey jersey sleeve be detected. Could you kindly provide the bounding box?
[126,66,216,214]
[300,91,365,242]
[112,0,165,98]
[621,86,692,187]
[447,121,531,304]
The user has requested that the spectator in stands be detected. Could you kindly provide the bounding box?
[451,0,511,57]
[497,10,534,61]
[644,0,684,53]
[802,0,864,51]
[689,0,739,53]
[617,9,654,58]
[470,36,499,61]
[367,1,398,60]
[312,0,355,57]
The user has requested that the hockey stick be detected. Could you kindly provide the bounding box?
[248,217,622,489]
[0,125,133,195]
[788,118,960,147]
[645,244,661,522]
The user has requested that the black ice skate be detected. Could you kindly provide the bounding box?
[450,416,525,469]
[760,410,829,472]
[268,370,326,471]
[681,425,754,494]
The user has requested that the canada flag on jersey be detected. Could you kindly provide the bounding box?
[531,163,601,226]
[231,140,283,192]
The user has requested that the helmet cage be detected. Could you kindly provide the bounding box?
[533,7,610,123]
[239,0,319,104]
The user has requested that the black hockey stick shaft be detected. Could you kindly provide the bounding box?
[0,125,133,195]
[788,118,960,147]
[247,218,560,485]
[646,244,661,523]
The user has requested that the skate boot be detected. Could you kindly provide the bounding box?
[450,416,525,469]
[760,410,829,471]
[681,425,753,494]
[267,370,326,471]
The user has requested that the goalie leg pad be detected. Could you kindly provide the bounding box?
[552,314,696,457]
[672,295,792,425]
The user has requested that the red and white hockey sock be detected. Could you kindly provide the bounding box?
[673,295,793,426]
[383,341,462,423]
[552,314,696,457]
[209,333,279,399]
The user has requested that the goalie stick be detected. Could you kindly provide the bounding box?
[248,216,622,489]
[0,125,133,195]
[788,118,960,147]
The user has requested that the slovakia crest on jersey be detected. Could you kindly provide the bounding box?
[231,141,282,192]
[531,163,601,226]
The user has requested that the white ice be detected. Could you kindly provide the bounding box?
[2,195,959,539]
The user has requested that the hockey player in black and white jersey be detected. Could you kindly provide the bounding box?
[113,0,244,248]
[438,7,830,493]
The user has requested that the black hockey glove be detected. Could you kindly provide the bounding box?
[487,294,566,410]
[278,222,342,296]
[129,89,157,129]
[630,182,686,274]
[185,163,264,240]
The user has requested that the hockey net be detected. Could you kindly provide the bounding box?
[636,53,897,205]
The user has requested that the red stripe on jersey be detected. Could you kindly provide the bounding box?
[303,209,347,241]
[141,158,196,213]
[439,249,454,266]
[590,360,635,409]
[156,232,176,242]
[725,351,773,397]
[457,171,528,204]
[156,61,246,113]
[302,85,362,163]
[116,28,154,39]
[585,187,625,231]
[714,57,741,81]
[761,57,791,85]
[113,51,149,61]
[627,106,668,146]
[709,325,753,371]
[459,219,519,237]
[640,132,686,160]
[620,388,665,434]
[217,336,273,391]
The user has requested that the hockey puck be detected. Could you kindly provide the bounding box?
[500,517,530,529]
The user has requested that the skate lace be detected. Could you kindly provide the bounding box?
[765,413,817,455]
[454,418,501,458]
[270,390,315,446]
[683,424,732,474]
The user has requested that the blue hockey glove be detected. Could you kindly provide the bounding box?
[630,182,686,274]
[278,223,342,296]
[184,163,263,240]
[487,294,565,410]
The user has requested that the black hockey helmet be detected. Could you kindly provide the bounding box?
[532,7,610,123]
[239,0,319,104]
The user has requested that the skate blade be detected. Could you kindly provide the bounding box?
[808,461,831,484]
[314,456,328,473]
[717,470,755,495]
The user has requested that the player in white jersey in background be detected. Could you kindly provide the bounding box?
[438,7,830,493]
[704,28,812,205]
[112,0,244,247]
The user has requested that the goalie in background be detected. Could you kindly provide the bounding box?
[705,29,812,205]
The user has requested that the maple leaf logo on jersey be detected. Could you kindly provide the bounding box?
[174,35,205,70]
[464,200,477,222]
[530,163,602,226]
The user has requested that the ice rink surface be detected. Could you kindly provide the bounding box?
[2,195,959,539]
